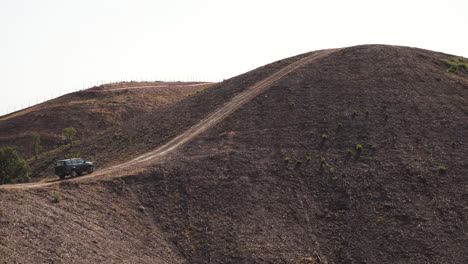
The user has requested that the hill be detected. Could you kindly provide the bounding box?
[0,81,210,175]
[0,45,467,263]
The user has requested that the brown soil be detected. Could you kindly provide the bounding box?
[0,81,211,160]
[0,45,467,263]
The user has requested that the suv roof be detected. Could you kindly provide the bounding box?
[58,158,83,162]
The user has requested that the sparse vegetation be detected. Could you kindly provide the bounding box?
[320,157,327,167]
[451,141,456,148]
[345,148,353,155]
[284,157,291,163]
[321,134,329,140]
[352,110,358,119]
[356,144,363,151]
[52,193,61,203]
[62,127,77,148]
[443,57,468,74]
[31,132,42,160]
[296,159,302,164]
[337,122,343,128]
[437,165,448,173]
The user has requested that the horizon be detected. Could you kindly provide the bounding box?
[1,0,467,116]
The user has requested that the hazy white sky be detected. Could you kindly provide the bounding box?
[1,0,467,116]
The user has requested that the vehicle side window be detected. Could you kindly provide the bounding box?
[65,161,70,165]
[77,159,84,164]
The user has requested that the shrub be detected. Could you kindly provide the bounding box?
[321,134,329,140]
[345,148,353,155]
[437,165,448,173]
[63,127,77,147]
[451,141,456,148]
[31,132,42,160]
[0,147,30,184]
[352,110,358,119]
[52,193,61,203]
[371,144,377,150]
[329,167,336,173]
[443,57,468,74]
[296,159,302,164]
[337,122,343,128]
[306,155,312,161]
[320,157,327,167]
[356,144,363,151]
[284,157,291,163]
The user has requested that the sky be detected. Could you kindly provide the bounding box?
[1,0,467,116]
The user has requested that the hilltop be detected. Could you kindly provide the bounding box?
[0,45,466,263]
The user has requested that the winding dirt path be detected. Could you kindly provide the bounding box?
[1,49,338,190]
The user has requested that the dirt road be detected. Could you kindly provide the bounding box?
[91,82,212,92]
[0,49,337,190]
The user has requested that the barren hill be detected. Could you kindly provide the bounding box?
[0,81,210,160]
[0,45,467,263]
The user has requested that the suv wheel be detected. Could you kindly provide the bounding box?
[71,170,77,178]
[87,166,94,174]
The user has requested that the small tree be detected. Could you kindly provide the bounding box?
[62,127,77,147]
[31,132,42,160]
[0,147,30,184]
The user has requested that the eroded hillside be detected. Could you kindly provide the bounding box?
[1,45,467,263]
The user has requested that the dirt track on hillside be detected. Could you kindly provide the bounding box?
[91,82,212,92]
[0,49,337,190]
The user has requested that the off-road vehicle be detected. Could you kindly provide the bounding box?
[54,158,94,179]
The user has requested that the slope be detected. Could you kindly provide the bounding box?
[1,45,467,263]
[0,81,210,161]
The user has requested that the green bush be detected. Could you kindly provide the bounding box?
[31,132,42,160]
[437,165,448,173]
[356,144,363,151]
[284,157,291,163]
[63,127,77,147]
[0,147,30,184]
[52,193,61,203]
[321,134,329,140]
[320,157,327,167]
[443,57,468,74]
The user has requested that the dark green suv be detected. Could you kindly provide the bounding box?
[54,158,94,179]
